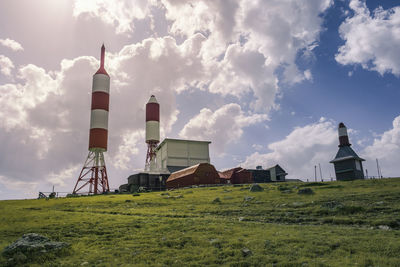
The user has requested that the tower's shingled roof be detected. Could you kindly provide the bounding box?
[330,146,365,163]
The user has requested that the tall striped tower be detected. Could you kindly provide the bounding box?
[145,95,160,171]
[73,44,110,194]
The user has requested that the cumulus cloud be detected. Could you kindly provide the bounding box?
[241,118,338,180]
[179,103,268,153]
[336,0,400,76]
[252,144,264,151]
[73,0,155,34]
[0,38,23,51]
[0,55,14,76]
[72,0,332,112]
[112,130,144,170]
[362,115,400,177]
[165,0,332,111]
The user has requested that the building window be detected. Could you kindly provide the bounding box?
[355,160,361,171]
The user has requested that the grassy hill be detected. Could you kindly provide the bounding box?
[1,178,400,266]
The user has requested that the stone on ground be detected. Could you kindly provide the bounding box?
[241,247,252,257]
[212,197,221,204]
[249,184,264,192]
[298,188,314,195]
[2,233,69,261]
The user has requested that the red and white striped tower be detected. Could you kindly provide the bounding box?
[338,122,351,147]
[145,95,160,171]
[73,44,110,194]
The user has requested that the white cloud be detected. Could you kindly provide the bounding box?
[46,165,80,187]
[0,38,23,51]
[304,69,313,81]
[72,0,333,112]
[73,0,155,35]
[241,118,338,180]
[362,115,400,177]
[179,103,268,153]
[112,130,144,170]
[208,44,278,112]
[167,0,333,111]
[252,144,264,151]
[336,0,400,76]
[0,55,14,76]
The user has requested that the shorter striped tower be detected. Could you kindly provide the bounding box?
[145,95,160,171]
[73,44,110,194]
[338,122,351,147]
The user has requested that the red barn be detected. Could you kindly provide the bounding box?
[219,167,253,184]
[166,163,221,189]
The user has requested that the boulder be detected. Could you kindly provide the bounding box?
[209,239,222,249]
[378,225,391,230]
[297,188,314,195]
[241,247,252,257]
[321,201,342,209]
[244,196,255,202]
[2,233,69,259]
[212,197,221,204]
[249,184,264,192]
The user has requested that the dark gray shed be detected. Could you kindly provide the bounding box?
[330,122,365,181]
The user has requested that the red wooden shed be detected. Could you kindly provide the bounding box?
[166,163,221,189]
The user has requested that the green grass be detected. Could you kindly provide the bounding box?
[1,178,400,266]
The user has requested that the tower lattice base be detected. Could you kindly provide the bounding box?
[145,141,158,171]
[73,150,110,194]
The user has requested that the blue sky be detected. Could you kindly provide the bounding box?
[0,0,399,199]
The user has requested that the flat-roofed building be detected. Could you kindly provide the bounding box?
[155,138,211,173]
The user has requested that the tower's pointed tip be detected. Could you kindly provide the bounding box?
[95,43,109,76]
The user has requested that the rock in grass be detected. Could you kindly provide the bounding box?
[321,201,342,209]
[210,239,222,249]
[241,247,252,257]
[132,193,140,196]
[212,197,221,204]
[378,225,391,230]
[244,196,254,202]
[2,233,69,259]
[297,188,314,195]
[249,184,264,192]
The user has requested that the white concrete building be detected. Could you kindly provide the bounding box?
[155,138,211,173]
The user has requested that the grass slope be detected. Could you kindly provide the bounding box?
[1,178,400,266]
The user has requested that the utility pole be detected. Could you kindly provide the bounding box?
[366,169,368,179]
[376,158,382,178]
[314,165,317,182]
[319,163,323,181]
